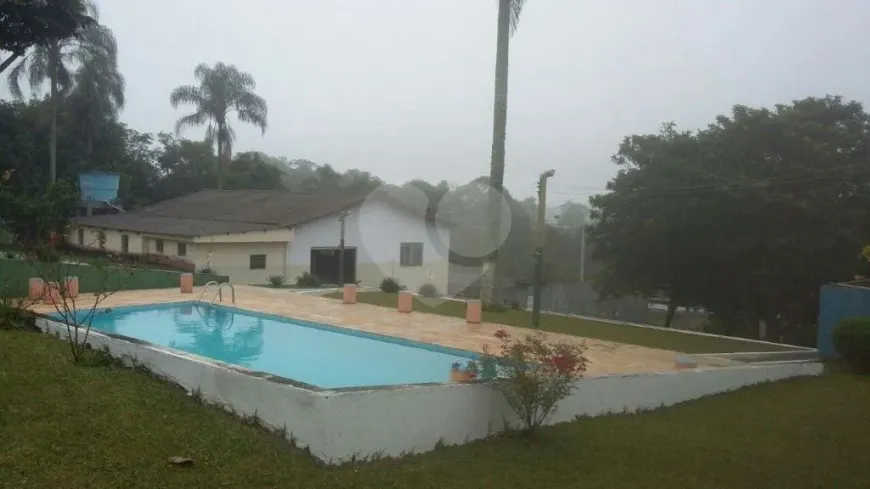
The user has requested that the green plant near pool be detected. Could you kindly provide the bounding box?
[833,317,870,373]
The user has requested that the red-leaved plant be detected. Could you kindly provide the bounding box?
[475,329,588,433]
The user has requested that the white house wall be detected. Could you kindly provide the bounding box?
[287,199,451,292]
[193,241,287,285]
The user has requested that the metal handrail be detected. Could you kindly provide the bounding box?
[212,282,236,304]
[197,281,221,302]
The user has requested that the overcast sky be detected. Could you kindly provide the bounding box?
[17,0,870,202]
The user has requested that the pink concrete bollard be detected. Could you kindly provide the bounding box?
[180,273,193,294]
[64,276,79,299]
[28,278,45,301]
[45,282,61,304]
[397,291,413,313]
[465,299,482,324]
[342,284,358,304]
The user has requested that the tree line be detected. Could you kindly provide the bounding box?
[4,0,866,346]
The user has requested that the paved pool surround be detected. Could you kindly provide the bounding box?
[31,285,744,375]
[33,292,823,463]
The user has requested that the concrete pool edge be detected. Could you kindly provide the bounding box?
[34,316,824,464]
[48,300,481,366]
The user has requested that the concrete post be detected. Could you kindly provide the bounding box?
[180,273,193,294]
[397,291,413,313]
[343,284,358,304]
[28,278,45,301]
[465,299,482,324]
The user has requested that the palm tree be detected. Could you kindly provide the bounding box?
[482,0,527,305]
[68,28,125,156]
[170,62,268,190]
[6,0,117,183]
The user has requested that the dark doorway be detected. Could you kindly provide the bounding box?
[310,247,357,285]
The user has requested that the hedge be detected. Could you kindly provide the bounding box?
[0,258,228,298]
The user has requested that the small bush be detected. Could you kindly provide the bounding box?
[267,275,286,287]
[197,266,215,274]
[295,271,321,288]
[380,277,401,293]
[833,317,870,373]
[2,251,16,259]
[473,329,588,433]
[418,283,438,298]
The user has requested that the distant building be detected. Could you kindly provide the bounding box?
[66,189,451,291]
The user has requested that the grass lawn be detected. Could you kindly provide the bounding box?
[1,329,867,489]
[324,291,794,354]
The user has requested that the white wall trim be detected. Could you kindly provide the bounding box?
[35,317,823,464]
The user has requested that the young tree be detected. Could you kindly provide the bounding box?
[170,62,268,190]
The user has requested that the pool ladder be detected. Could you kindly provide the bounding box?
[198,281,236,304]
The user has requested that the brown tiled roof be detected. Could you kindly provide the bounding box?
[72,190,368,237]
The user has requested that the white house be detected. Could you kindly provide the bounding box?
[67,189,451,293]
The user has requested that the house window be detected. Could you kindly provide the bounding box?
[155,239,164,253]
[121,235,129,253]
[400,242,423,267]
[177,242,187,256]
[250,254,266,270]
[77,229,84,246]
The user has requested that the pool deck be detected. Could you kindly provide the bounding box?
[30,285,717,376]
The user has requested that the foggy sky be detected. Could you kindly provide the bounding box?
[13,1,870,202]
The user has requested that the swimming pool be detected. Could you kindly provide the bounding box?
[53,302,476,389]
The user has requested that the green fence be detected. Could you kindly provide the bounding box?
[0,259,228,298]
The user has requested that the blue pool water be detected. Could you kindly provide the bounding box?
[55,302,476,389]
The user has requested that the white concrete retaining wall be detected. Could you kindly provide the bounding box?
[35,318,823,464]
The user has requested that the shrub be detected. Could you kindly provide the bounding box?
[197,266,215,275]
[0,292,36,331]
[474,329,588,433]
[418,283,438,298]
[380,277,401,293]
[833,317,870,373]
[295,271,321,288]
[268,275,286,287]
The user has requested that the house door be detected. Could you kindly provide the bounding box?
[310,247,357,285]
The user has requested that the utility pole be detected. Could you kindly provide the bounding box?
[532,169,555,329]
[579,223,586,283]
[338,210,350,286]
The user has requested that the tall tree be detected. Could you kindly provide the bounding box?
[6,0,118,183]
[170,62,268,190]
[0,0,93,73]
[67,26,125,156]
[589,96,870,343]
[481,0,526,305]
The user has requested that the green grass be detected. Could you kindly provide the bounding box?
[0,330,867,488]
[324,291,794,354]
